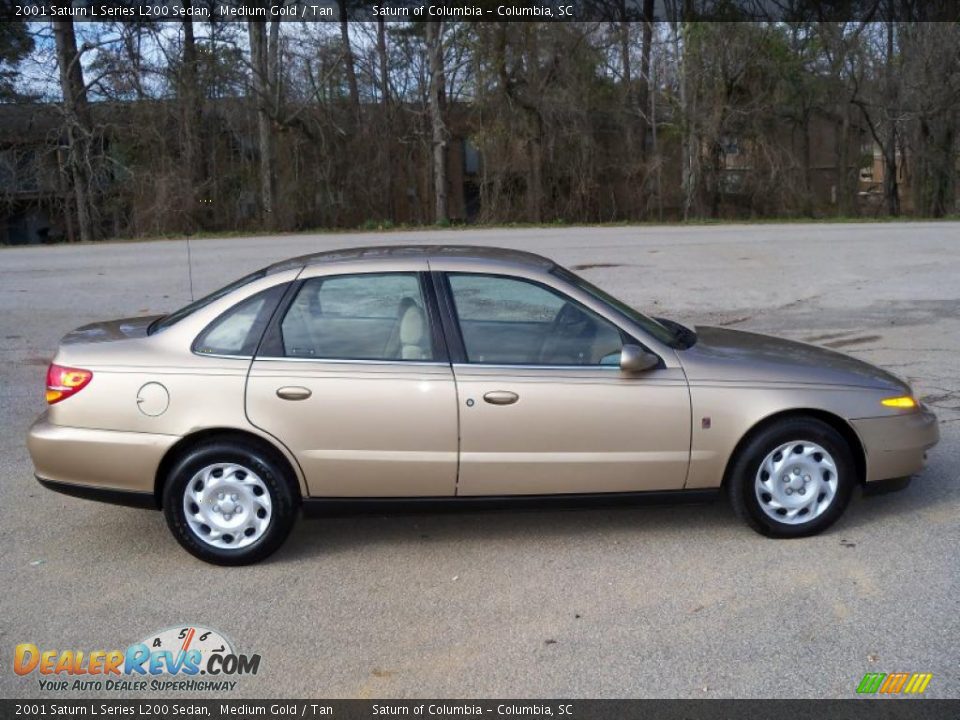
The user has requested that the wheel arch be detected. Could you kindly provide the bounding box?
[154,428,305,508]
[721,408,867,489]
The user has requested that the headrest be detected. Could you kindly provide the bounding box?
[399,303,425,345]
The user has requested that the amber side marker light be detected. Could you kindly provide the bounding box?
[46,363,93,404]
[881,396,918,409]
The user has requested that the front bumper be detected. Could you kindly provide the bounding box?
[851,406,939,483]
[27,416,177,501]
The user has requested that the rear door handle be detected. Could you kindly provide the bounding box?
[276,386,312,401]
[483,390,519,406]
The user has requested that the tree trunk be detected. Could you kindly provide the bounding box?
[617,7,634,156]
[915,116,955,217]
[376,18,390,104]
[338,0,359,107]
[882,21,900,216]
[426,21,448,224]
[53,19,93,242]
[55,145,76,242]
[248,19,276,227]
[709,141,722,218]
[268,19,281,114]
[618,15,632,91]
[376,19,394,220]
[527,132,543,223]
[838,107,852,215]
[801,110,814,217]
[932,121,955,217]
[180,11,203,226]
[650,43,662,220]
[638,0,654,164]
[675,18,698,220]
[882,132,899,216]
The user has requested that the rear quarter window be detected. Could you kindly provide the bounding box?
[193,285,286,357]
[150,269,267,335]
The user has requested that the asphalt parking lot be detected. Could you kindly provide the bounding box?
[1,222,958,699]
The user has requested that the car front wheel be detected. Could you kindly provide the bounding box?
[162,440,299,565]
[728,417,855,538]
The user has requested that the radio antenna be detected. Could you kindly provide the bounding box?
[186,236,196,302]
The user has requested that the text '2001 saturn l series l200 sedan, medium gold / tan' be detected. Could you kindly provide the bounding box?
[28,246,939,564]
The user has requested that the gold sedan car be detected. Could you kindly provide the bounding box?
[28,246,939,564]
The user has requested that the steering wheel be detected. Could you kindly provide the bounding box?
[539,302,597,363]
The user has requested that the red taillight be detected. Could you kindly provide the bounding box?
[46,363,93,404]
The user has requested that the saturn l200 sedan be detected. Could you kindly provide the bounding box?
[28,246,939,564]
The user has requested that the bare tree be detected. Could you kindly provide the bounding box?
[844,21,901,217]
[248,16,281,228]
[53,19,94,242]
[337,0,360,106]
[900,22,960,217]
[179,13,203,226]
[9,18,960,244]
[815,21,871,216]
[637,0,655,171]
[375,19,394,220]
[425,21,448,223]
[376,18,390,104]
[881,20,899,215]
[666,5,700,220]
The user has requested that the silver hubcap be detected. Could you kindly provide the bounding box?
[755,440,838,525]
[183,463,272,549]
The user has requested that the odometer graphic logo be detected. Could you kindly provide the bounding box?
[135,625,251,675]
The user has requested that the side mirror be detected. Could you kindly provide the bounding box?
[619,344,660,373]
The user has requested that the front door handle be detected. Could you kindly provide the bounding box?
[483,390,519,406]
[276,386,312,401]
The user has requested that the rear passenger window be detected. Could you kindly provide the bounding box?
[194,285,285,356]
[280,273,434,361]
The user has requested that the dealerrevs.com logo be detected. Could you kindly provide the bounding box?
[14,625,261,693]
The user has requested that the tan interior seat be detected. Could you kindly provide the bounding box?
[399,302,427,359]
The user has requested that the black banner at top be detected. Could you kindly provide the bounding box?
[6,0,960,22]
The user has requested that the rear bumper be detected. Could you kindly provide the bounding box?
[851,406,939,483]
[36,476,158,509]
[27,416,177,499]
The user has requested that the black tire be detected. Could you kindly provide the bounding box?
[727,417,855,538]
[162,439,299,565]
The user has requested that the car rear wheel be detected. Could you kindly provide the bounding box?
[162,440,298,565]
[727,417,855,538]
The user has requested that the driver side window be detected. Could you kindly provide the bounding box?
[447,274,624,365]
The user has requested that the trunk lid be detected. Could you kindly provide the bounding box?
[60,315,163,346]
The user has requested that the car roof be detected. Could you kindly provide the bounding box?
[266,245,556,274]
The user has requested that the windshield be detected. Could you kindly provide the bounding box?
[551,266,688,349]
[148,270,267,335]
